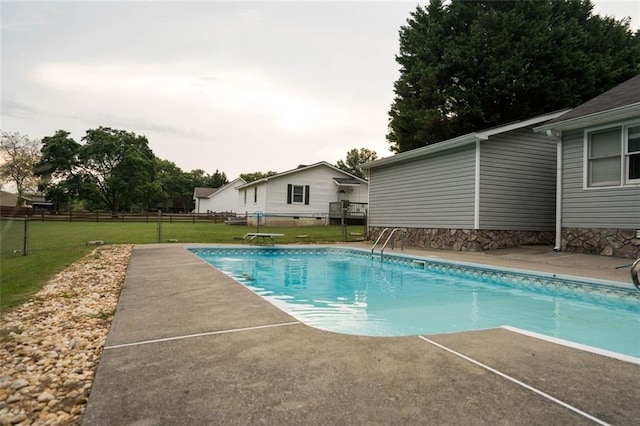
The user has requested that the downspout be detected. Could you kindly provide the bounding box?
[366,168,371,237]
[474,140,480,230]
[548,130,563,251]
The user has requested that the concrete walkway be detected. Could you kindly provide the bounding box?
[82,244,640,425]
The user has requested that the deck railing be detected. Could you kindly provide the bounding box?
[328,201,368,218]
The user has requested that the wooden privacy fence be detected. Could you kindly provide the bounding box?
[28,211,237,223]
[0,207,33,218]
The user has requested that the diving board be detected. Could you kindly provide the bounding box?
[243,233,284,245]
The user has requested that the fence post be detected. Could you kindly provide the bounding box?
[157,210,162,243]
[363,209,368,237]
[23,216,28,256]
[341,205,347,242]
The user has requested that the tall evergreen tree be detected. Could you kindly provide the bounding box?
[388,0,640,153]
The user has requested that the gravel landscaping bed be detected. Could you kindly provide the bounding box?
[1,245,132,425]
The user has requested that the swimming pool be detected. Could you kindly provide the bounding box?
[190,247,640,359]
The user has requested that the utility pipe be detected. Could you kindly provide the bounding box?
[548,130,563,251]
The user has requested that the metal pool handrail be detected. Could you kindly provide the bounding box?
[371,228,390,256]
[371,228,406,262]
[380,228,406,258]
[631,258,640,291]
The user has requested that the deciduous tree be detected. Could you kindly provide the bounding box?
[188,169,229,189]
[336,148,378,179]
[37,127,158,213]
[0,131,41,205]
[36,130,81,211]
[145,163,231,212]
[240,171,278,183]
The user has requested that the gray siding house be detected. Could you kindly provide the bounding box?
[534,74,640,259]
[361,111,567,251]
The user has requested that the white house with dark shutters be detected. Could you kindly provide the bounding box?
[235,161,368,226]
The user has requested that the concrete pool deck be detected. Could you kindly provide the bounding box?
[82,244,640,425]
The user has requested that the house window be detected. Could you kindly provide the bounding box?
[586,124,640,187]
[244,189,247,205]
[254,187,258,203]
[292,185,304,203]
[627,126,640,182]
[287,184,310,205]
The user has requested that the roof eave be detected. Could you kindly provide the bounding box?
[361,134,479,170]
[237,161,368,189]
[534,103,640,133]
[362,110,568,170]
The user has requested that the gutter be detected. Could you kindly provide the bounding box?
[363,109,569,170]
[360,134,480,170]
[533,103,640,133]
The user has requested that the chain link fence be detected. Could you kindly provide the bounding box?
[1,210,368,256]
[1,217,28,257]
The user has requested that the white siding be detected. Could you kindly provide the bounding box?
[345,183,368,203]
[239,185,267,215]
[197,178,244,213]
[265,166,353,215]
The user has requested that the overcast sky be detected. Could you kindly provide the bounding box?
[2,1,639,183]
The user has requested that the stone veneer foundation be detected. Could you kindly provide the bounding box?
[369,227,554,252]
[562,228,640,259]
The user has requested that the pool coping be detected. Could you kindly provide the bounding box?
[501,326,640,365]
[187,244,638,292]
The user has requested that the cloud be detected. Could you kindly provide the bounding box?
[0,3,53,32]
[22,58,390,176]
[29,60,362,135]
[0,1,431,178]
[1,98,40,120]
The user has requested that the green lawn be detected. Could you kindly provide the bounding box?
[0,221,367,311]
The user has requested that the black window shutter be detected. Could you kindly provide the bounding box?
[304,185,310,205]
[287,184,292,204]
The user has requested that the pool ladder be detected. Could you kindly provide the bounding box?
[631,258,640,291]
[371,228,407,262]
[615,257,640,291]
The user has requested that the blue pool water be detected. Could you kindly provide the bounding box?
[190,247,640,358]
